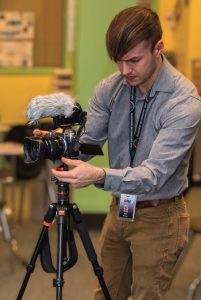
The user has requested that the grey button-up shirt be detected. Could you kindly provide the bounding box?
[80,57,201,201]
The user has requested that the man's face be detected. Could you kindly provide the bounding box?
[117,40,160,88]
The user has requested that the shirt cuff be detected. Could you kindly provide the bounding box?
[95,168,124,192]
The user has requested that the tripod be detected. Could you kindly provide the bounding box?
[16,172,111,300]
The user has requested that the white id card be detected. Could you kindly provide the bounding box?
[117,194,137,222]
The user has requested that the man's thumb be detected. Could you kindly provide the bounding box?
[61,157,82,166]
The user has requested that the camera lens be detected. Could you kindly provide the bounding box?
[45,137,65,160]
[24,138,46,162]
[24,136,66,163]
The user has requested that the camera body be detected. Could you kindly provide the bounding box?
[24,103,103,163]
[24,129,80,163]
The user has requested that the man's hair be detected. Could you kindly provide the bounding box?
[106,6,162,62]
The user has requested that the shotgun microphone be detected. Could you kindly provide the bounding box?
[26,92,76,124]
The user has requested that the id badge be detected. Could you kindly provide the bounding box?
[117,194,137,222]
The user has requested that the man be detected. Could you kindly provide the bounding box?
[39,6,201,300]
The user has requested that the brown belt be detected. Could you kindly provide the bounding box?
[114,194,183,209]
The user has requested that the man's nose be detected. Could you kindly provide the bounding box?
[119,61,132,75]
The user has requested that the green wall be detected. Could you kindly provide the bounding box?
[73,0,158,213]
[75,0,138,102]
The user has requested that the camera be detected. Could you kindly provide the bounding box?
[24,103,103,163]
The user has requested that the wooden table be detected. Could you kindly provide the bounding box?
[0,142,23,156]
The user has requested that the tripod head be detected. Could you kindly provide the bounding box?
[51,164,70,205]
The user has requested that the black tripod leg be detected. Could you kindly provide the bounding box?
[17,204,57,300]
[53,208,66,300]
[70,203,111,300]
[17,226,49,300]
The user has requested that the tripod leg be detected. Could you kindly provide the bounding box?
[70,203,111,300]
[17,204,57,300]
[17,227,48,300]
[53,208,66,300]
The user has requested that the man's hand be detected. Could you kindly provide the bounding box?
[51,157,106,188]
[33,128,49,138]
[33,128,64,138]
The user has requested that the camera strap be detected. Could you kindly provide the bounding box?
[129,86,151,167]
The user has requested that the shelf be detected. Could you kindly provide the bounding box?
[0,67,56,75]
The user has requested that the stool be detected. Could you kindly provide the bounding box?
[186,217,201,300]
[0,168,25,265]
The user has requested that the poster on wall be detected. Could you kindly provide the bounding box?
[0,41,33,67]
[0,11,34,67]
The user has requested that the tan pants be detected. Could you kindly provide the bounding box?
[94,197,189,300]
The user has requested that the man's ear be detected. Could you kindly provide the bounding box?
[154,40,164,56]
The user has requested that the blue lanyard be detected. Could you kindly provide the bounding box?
[129,86,151,166]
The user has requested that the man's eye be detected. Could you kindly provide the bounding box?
[129,59,140,63]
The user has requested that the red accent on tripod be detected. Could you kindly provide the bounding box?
[43,221,52,227]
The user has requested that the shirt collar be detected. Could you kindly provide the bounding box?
[151,55,175,96]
